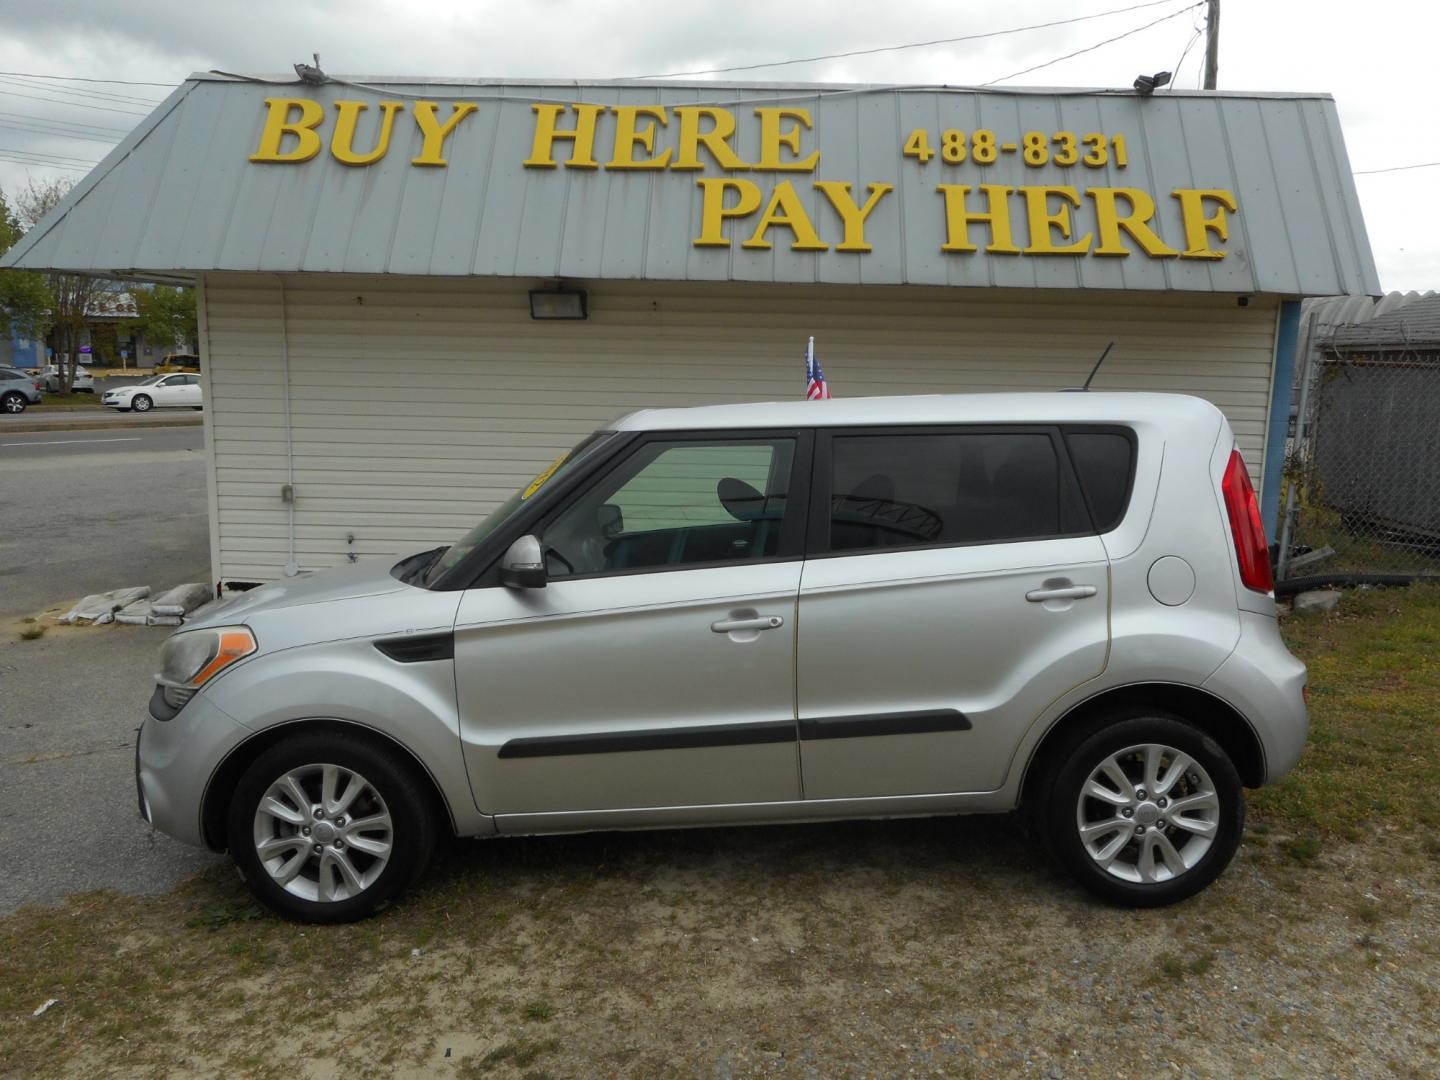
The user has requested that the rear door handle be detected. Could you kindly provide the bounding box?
[711,615,785,633]
[1025,585,1097,602]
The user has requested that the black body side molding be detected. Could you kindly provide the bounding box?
[499,720,795,759]
[797,709,971,740]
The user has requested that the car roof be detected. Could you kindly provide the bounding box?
[608,391,1225,432]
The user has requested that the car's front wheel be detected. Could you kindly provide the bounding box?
[1040,713,1244,907]
[227,732,437,923]
[2,392,27,414]
[131,394,153,412]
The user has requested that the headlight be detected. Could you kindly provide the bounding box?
[156,626,257,708]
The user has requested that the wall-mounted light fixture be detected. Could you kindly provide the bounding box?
[529,287,588,320]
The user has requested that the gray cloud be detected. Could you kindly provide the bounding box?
[0,0,1433,289]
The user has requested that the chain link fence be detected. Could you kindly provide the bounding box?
[1278,345,1440,581]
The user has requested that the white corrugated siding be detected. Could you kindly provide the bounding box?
[201,273,1278,583]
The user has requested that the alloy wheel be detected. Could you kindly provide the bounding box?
[1074,742,1219,884]
[251,763,394,902]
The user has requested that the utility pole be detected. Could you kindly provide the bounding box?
[1203,0,1220,89]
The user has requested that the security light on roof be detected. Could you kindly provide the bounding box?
[1133,71,1173,96]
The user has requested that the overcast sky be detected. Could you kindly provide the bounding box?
[0,0,1433,292]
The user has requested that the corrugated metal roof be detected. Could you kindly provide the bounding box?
[2,73,1381,297]
[1324,293,1440,349]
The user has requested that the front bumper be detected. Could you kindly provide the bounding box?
[136,690,253,848]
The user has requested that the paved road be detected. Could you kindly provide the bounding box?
[0,423,220,912]
[0,425,208,615]
[1,424,203,460]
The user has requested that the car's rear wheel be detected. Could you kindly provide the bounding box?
[131,394,153,412]
[227,732,436,923]
[1040,713,1244,907]
[2,391,28,414]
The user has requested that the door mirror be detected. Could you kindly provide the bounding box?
[500,535,547,589]
[597,503,624,538]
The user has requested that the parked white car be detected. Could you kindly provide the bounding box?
[40,364,94,392]
[102,373,203,412]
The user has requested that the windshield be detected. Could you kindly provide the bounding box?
[134,375,164,386]
[423,431,612,586]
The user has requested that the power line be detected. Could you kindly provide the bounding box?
[0,87,150,117]
[1353,161,1440,176]
[0,148,95,167]
[620,0,1193,80]
[0,155,89,171]
[0,74,163,107]
[1170,5,1207,89]
[0,108,130,135]
[982,2,1203,86]
[0,144,98,164]
[0,120,122,144]
[0,69,177,88]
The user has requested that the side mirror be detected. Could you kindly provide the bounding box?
[597,502,623,538]
[500,535,547,589]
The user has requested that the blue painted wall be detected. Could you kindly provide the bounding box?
[1261,300,1302,539]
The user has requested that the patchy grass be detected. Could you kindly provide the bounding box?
[521,999,555,1023]
[17,625,45,641]
[38,391,107,410]
[2,585,1439,1077]
[1255,583,1440,840]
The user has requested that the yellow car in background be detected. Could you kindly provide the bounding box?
[154,352,201,374]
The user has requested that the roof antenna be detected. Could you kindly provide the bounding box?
[1062,342,1115,392]
[295,53,328,85]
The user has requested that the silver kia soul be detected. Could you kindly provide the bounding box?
[137,392,1307,922]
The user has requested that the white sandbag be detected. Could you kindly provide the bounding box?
[151,583,212,616]
[115,598,155,625]
[58,593,114,624]
[58,586,151,624]
[148,614,184,627]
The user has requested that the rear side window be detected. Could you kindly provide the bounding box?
[1063,428,1137,533]
[824,430,1087,553]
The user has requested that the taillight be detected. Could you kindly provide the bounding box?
[1221,449,1273,594]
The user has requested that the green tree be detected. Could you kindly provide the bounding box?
[133,285,198,352]
[14,178,110,392]
[0,189,53,343]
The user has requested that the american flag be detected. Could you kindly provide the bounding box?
[805,336,831,400]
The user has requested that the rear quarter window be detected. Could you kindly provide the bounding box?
[1063,428,1137,533]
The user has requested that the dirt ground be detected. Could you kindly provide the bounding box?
[4,588,1439,1079]
[3,814,1437,1079]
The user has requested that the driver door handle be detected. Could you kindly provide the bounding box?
[1025,584,1097,602]
[710,615,785,633]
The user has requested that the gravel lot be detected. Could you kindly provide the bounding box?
[2,573,1437,1078]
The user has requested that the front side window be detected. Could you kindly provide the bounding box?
[423,432,612,586]
[541,438,795,577]
[825,430,1084,553]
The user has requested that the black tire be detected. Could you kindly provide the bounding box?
[131,394,153,412]
[227,731,437,923]
[1039,712,1244,908]
[1,392,27,414]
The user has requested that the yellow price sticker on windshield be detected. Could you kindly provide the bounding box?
[521,451,570,499]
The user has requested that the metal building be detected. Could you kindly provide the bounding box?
[2,73,1380,588]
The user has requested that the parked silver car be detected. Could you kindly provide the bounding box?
[136,393,1307,922]
[1,366,43,413]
